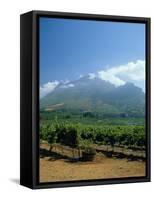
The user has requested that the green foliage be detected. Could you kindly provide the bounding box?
[40,110,145,126]
[40,120,145,150]
[40,124,57,145]
[56,124,79,147]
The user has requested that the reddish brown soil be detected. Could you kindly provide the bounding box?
[39,143,145,183]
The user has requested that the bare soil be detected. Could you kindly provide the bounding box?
[39,143,145,183]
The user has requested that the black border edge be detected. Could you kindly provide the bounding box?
[145,17,151,181]
[21,10,151,189]
[32,10,150,23]
[32,11,38,189]
[20,11,33,188]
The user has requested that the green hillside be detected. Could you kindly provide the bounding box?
[40,76,145,117]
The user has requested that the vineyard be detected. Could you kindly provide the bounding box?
[40,120,146,161]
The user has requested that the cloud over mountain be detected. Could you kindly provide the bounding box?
[89,60,145,90]
[60,83,75,89]
[40,60,145,98]
[40,81,59,98]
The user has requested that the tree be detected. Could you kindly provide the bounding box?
[107,129,116,151]
[46,125,57,151]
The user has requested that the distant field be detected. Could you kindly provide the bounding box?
[40,110,145,126]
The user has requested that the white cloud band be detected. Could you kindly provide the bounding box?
[40,81,59,98]
[90,60,145,90]
[40,60,145,98]
[60,83,74,89]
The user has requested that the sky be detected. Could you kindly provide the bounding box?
[39,17,145,98]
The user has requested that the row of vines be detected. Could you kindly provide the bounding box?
[40,121,145,151]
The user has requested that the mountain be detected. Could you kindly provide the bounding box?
[40,76,145,117]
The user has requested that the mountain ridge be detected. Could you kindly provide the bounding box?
[40,76,145,117]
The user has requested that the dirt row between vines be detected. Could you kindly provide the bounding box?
[39,143,145,183]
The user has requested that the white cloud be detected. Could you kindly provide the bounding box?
[98,71,125,86]
[40,80,75,98]
[40,60,145,98]
[88,73,96,79]
[40,81,59,98]
[97,60,145,90]
[60,83,75,89]
[61,79,70,84]
[68,83,74,87]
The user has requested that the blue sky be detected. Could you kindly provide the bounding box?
[39,17,145,97]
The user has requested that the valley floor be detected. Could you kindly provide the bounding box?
[39,143,145,183]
